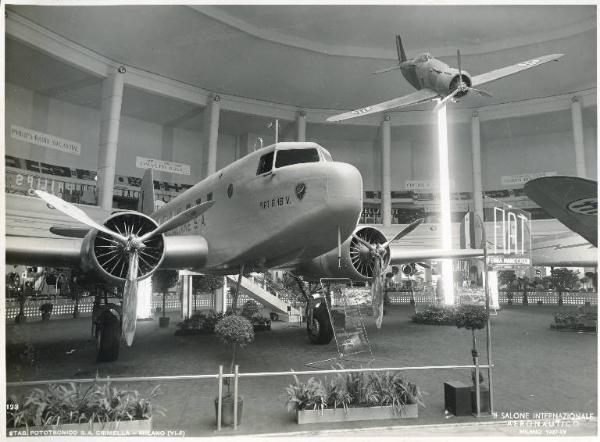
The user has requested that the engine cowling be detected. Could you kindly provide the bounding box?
[80,212,165,283]
[295,226,391,281]
[434,69,472,98]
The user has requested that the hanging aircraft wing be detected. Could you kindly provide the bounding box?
[388,247,485,265]
[471,54,563,88]
[524,176,597,247]
[327,88,439,122]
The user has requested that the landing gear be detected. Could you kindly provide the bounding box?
[306,302,333,345]
[95,310,121,362]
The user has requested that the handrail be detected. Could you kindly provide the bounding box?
[6,363,491,387]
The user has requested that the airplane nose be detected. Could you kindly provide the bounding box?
[326,162,363,222]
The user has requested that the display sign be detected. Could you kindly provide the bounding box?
[136,157,191,176]
[405,179,455,190]
[501,171,557,186]
[11,125,81,155]
[486,200,532,267]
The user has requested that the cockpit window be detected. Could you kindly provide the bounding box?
[416,53,432,63]
[275,148,320,168]
[320,149,333,162]
[256,151,274,175]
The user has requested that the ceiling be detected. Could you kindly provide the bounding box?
[5,4,597,131]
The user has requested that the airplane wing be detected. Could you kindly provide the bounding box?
[327,88,439,122]
[471,54,564,87]
[389,247,485,265]
[524,176,597,247]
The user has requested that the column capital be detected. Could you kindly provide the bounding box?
[213,94,221,103]
[472,111,479,119]
[297,110,307,118]
[117,65,127,74]
[571,95,580,104]
[383,113,391,122]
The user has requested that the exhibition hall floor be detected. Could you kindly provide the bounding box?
[5,304,597,437]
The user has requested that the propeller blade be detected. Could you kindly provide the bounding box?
[138,201,215,242]
[433,90,460,112]
[49,227,90,238]
[383,218,424,248]
[122,251,139,346]
[352,233,377,253]
[457,49,462,81]
[35,190,127,243]
[371,257,384,329]
[469,87,493,98]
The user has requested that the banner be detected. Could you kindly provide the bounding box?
[136,157,190,176]
[501,171,557,186]
[11,125,81,155]
[405,179,455,190]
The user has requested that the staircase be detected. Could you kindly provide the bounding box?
[226,275,302,321]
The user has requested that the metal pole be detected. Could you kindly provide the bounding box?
[217,365,223,431]
[233,364,239,430]
[474,355,481,417]
[482,216,495,414]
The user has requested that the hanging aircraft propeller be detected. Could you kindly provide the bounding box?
[34,190,214,345]
[352,218,424,328]
[434,50,492,111]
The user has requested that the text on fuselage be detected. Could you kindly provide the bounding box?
[260,195,292,209]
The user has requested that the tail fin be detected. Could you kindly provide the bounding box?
[396,35,407,62]
[138,168,156,216]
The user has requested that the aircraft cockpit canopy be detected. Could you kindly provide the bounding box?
[415,53,432,63]
[256,145,333,175]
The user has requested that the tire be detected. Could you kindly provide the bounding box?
[306,303,333,345]
[96,312,121,362]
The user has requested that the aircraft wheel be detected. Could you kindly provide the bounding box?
[95,312,121,362]
[306,303,333,345]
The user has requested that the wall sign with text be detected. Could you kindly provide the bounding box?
[136,157,191,176]
[501,171,557,186]
[11,125,81,155]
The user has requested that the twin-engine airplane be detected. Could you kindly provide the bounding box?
[6,142,485,361]
[327,36,563,121]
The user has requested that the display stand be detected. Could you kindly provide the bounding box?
[307,279,374,368]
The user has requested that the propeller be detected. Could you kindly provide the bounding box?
[35,190,214,345]
[352,218,424,328]
[434,50,492,112]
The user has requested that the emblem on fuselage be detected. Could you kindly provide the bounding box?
[566,198,597,216]
[295,182,306,200]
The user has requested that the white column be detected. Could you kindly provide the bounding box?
[297,110,306,142]
[570,96,587,178]
[97,67,125,210]
[471,111,484,222]
[437,102,454,305]
[381,114,392,226]
[205,94,221,176]
[181,275,193,320]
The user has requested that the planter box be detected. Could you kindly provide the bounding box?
[296,404,418,424]
[8,418,152,436]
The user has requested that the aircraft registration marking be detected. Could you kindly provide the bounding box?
[518,59,541,67]
[352,107,372,115]
[260,195,292,209]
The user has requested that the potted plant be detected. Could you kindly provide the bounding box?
[454,304,489,413]
[152,270,179,328]
[285,369,423,424]
[214,315,255,426]
[6,381,164,434]
[39,303,53,321]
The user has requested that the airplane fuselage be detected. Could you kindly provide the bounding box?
[151,142,363,273]
[400,53,471,98]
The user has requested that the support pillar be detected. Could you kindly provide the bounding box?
[181,275,193,320]
[205,94,221,176]
[571,96,587,178]
[97,67,125,210]
[381,114,392,227]
[297,110,306,142]
[471,112,484,222]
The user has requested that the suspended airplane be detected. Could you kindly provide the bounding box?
[5,142,486,361]
[327,35,564,122]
